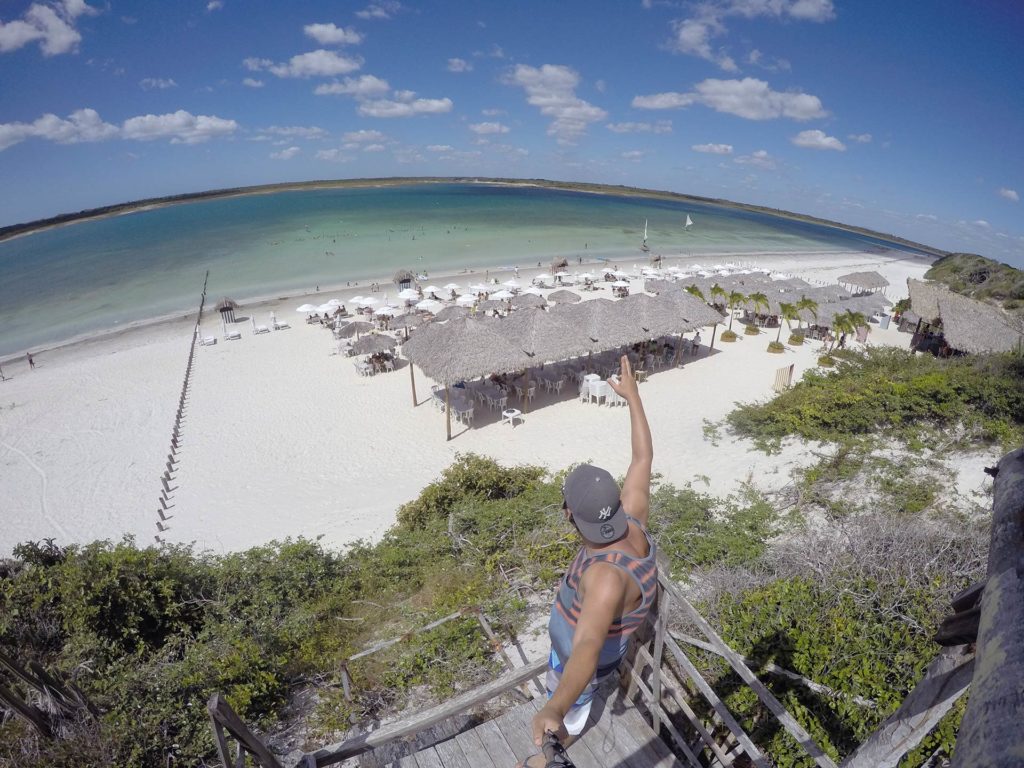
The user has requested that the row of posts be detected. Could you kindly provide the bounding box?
[155,271,209,544]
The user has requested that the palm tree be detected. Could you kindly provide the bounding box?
[747,292,769,319]
[829,310,866,353]
[685,284,706,303]
[796,295,818,331]
[709,283,726,310]
[726,291,746,331]
[777,302,799,343]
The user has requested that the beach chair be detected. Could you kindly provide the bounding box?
[253,324,270,334]
[199,336,217,346]
[578,382,589,403]
[383,358,395,373]
[272,318,291,330]
[455,403,474,426]
[588,380,608,405]
[225,329,242,341]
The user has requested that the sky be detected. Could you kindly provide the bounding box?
[1,0,1022,266]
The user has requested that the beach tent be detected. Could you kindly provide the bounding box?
[216,297,239,324]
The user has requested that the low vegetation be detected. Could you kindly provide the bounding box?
[924,253,1024,311]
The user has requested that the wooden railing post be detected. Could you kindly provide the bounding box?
[207,693,284,768]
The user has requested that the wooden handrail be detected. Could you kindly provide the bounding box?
[298,657,548,767]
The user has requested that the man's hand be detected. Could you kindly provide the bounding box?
[607,355,639,402]
[532,701,566,746]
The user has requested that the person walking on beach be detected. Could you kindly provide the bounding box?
[26,352,35,370]
[516,355,656,767]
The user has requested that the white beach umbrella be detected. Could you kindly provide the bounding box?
[490,289,514,300]
[443,282,460,291]
[503,279,520,289]
[554,271,570,277]
[416,299,443,313]
[374,306,398,316]
[522,286,544,296]
[326,299,343,307]
[296,303,318,312]
[469,283,491,293]
[456,294,477,306]
[611,280,631,287]
[358,297,379,307]
[613,270,630,278]
[424,285,443,294]
[316,303,335,314]
[398,288,420,300]
[350,296,365,304]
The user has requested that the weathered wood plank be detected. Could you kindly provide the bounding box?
[348,610,470,662]
[952,446,1024,768]
[302,658,547,766]
[411,747,444,768]
[474,718,519,766]
[494,699,541,762]
[612,688,687,768]
[586,686,683,768]
[452,728,497,768]
[430,737,470,768]
[207,693,284,768]
[624,659,703,767]
[660,579,837,768]
[841,648,974,768]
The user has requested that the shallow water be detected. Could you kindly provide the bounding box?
[0,183,928,356]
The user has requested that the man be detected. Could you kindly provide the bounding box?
[517,355,656,767]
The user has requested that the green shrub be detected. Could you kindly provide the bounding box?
[767,341,784,353]
[745,324,760,335]
[720,329,738,342]
[818,355,835,367]
[788,333,804,345]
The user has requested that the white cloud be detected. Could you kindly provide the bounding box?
[469,121,509,135]
[246,49,363,78]
[631,92,695,110]
[506,64,607,145]
[270,146,300,160]
[206,1,223,10]
[242,78,264,88]
[262,125,327,139]
[595,79,606,93]
[734,149,775,169]
[357,92,453,117]
[482,108,505,116]
[632,78,824,121]
[427,144,453,152]
[316,148,351,162]
[972,220,991,228]
[0,108,117,150]
[0,0,97,56]
[621,150,645,160]
[304,23,362,46]
[692,142,733,154]
[791,129,845,151]
[998,187,1019,202]
[606,120,672,134]
[342,129,386,143]
[314,74,389,97]
[748,49,790,71]
[355,1,401,20]
[916,213,938,221]
[848,132,872,143]
[668,0,834,70]
[140,77,177,90]
[363,143,386,152]
[121,110,238,144]
[447,57,473,72]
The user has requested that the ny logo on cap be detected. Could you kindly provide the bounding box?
[598,506,612,520]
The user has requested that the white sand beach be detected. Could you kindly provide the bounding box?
[0,249,971,556]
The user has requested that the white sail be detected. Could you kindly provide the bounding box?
[641,219,649,251]
[684,214,693,229]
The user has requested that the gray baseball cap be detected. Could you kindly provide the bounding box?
[563,464,627,543]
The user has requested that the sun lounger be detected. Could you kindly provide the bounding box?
[272,319,291,330]
[199,335,217,346]
[254,324,270,334]
[225,329,242,341]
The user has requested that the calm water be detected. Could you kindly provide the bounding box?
[0,183,929,356]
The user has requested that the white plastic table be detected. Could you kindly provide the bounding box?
[502,408,523,428]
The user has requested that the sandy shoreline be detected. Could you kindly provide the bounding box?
[3,248,981,559]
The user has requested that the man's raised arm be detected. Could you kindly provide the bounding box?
[607,354,653,528]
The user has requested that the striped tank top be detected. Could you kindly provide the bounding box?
[548,516,659,678]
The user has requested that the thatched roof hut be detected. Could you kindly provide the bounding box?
[654,289,723,329]
[433,306,469,322]
[393,269,415,288]
[351,334,397,355]
[336,320,374,338]
[493,307,594,361]
[549,299,633,348]
[838,271,890,291]
[510,293,547,309]
[551,257,569,272]
[402,317,531,385]
[908,279,1024,354]
[617,293,681,338]
[548,289,581,304]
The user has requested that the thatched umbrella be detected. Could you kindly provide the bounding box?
[654,288,724,358]
[391,313,423,330]
[336,321,374,339]
[551,257,569,273]
[434,305,469,322]
[510,293,546,310]
[548,289,581,304]
[393,269,415,289]
[838,271,889,292]
[909,279,1023,354]
[403,317,532,439]
[478,299,505,312]
[550,298,634,351]
[216,297,239,323]
[351,334,397,355]
[617,293,680,339]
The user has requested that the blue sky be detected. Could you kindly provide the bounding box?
[1,0,1022,266]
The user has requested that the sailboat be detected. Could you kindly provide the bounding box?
[684,214,693,231]
[641,219,649,252]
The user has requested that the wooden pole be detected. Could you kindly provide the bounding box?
[445,385,452,441]
[523,369,531,414]
[409,359,417,407]
[709,324,717,351]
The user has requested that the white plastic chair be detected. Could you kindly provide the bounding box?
[588,380,608,405]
